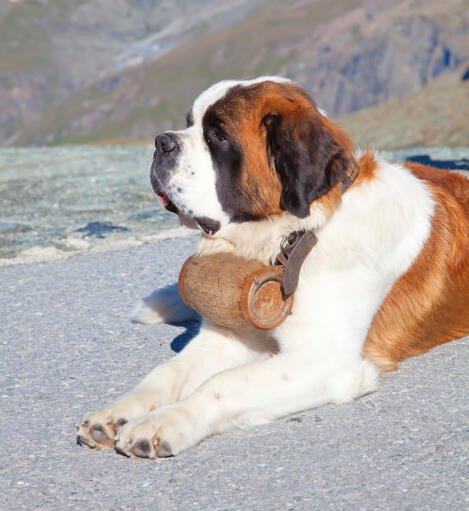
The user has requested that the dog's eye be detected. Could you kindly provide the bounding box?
[206,131,228,146]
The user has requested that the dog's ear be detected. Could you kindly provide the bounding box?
[264,110,351,218]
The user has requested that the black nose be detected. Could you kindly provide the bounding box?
[155,133,177,154]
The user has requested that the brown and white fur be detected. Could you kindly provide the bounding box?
[77,77,469,458]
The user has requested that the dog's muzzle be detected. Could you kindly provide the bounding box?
[150,132,180,214]
[155,133,178,155]
[149,132,221,236]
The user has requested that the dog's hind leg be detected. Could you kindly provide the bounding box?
[130,283,200,325]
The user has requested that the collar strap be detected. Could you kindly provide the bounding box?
[276,230,318,296]
[341,157,360,193]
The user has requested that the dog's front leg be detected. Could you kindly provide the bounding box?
[76,324,269,450]
[115,351,379,458]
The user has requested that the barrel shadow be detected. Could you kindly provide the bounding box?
[169,320,201,353]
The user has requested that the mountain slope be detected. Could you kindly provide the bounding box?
[0,0,266,145]
[11,0,365,145]
[8,0,469,146]
[337,65,469,149]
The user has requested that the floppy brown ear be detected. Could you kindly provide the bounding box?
[264,109,352,218]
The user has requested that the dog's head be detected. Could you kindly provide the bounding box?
[150,77,354,236]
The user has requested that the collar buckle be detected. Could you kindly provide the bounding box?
[341,158,360,193]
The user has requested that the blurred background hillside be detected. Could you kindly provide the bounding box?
[1,0,468,149]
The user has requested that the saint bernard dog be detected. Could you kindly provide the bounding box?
[77,76,469,458]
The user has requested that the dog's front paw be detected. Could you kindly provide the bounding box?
[77,409,128,450]
[115,405,201,458]
[76,391,157,450]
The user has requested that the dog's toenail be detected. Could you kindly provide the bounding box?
[77,435,95,448]
[115,445,131,457]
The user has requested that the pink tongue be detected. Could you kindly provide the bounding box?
[157,193,170,207]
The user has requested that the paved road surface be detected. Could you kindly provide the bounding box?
[1,237,467,510]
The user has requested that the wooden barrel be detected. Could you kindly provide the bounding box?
[178,253,293,330]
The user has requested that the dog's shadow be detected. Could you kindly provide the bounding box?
[135,283,202,353]
[169,320,201,353]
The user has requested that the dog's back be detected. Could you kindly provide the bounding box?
[364,163,469,371]
[405,161,469,213]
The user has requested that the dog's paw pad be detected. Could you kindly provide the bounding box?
[115,418,128,430]
[90,424,111,445]
[155,440,173,458]
[132,439,153,458]
[76,415,128,450]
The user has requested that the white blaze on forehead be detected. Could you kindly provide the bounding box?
[192,76,292,124]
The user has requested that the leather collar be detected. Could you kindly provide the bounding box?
[341,157,360,193]
[276,230,318,296]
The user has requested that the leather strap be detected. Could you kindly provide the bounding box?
[275,158,360,295]
[276,230,318,296]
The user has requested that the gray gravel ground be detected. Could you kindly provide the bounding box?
[1,236,467,511]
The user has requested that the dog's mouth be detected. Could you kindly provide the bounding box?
[155,190,179,215]
[151,179,220,236]
[194,216,221,236]
[151,173,179,214]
